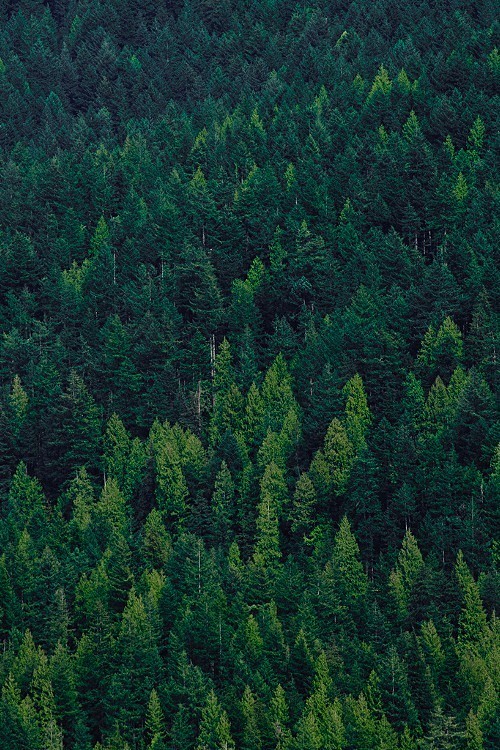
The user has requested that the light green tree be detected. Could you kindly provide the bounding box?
[197,690,235,750]
[455,551,489,656]
[146,688,167,749]
[254,462,287,568]
[268,684,292,750]
[291,473,317,535]
[103,413,131,489]
[241,685,262,750]
[343,374,372,454]
[212,461,235,547]
[389,530,424,620]
[328,516,368,608]
[324,418,354,494]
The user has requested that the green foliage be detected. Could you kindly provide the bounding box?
[417,318,464,384]
[151,422,189,530]
[329,516,368,608]
[291,473,317,535]
[455,552,489,656]
[0,2,496,748]
[343,374,372,455]
[368,65,393,98]
[254,462,287,569]
[389,531,424,620]
[197,690,235,750]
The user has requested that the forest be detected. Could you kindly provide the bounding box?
[0,0,498,748]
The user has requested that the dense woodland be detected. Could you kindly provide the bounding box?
[0,0,499,748]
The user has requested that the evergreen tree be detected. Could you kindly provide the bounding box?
[455,551,489,656]
[146,688,167,749]
[196,690,235,750]
[323,516,368,619]
[212,461,235,548]
[268,684,292,750]
[254,462,287,571]
[421,706,465,749]
[241,685,262,750]
[106,590,162,742]
[290,473,317,537]
[0,3,496,747]
[389,531,425,621]
[343,374,372,454]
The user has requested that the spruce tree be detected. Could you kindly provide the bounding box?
[196,690,235,750]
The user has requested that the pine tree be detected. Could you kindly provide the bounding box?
[1,672,39,750]
[196,690,235,750]
[0,553,17,638]
[100,315,142,422]
[152,423,189,530]
[291,473,317,536]
[389,531,424,621]
[67,467,96,546]
[146,688,167,749]
[212,461,235,547]
[254,462,287,570]
[324,418,354,496]
[294,710,322,750]
[49,642,80,748]
[103,412,131,490]
[421,706,465,749]
[344,693,378,750]
[268,684,292,750]
[261,354,300,436]
[304,652,345,750]
[56,370,102,482]
[95,478,129,545]
[455,551,489,656]
[466,711,484,750]
[420,620,445,687]
[6,462,46,542]
[417,318,463,386]
[9,374,29,442]
[106,534,134,615]
[289,629,315,697]
[106,590,162,741]
[379,646,419,733]
[343,374,372,454]
[142,509,172,569]
[210,338,237,447]
[327,516,368,613]
[241,685,262,750]
[32,657,64,750]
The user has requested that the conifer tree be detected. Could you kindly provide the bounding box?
[455,551,489,656]
[294,710,322,750]
[241,685,262,750]
[103,412,131,489]
[7,462,46,541]
[268,684,292,750]
[291,473,317,536]
[389,531,424,621]
[261,354,300,436]
[343,374,372,455]
[324,418,354,496]
[106,534,134,615]
[421,706,465,749]
[197,690,235,750]
[146,688,167,749]
[327,516,368,612]
[142,509,172,569]
[151,423,189,530]
[107,590,162,742]
[254,462,287,569]
[212,461,235,547]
